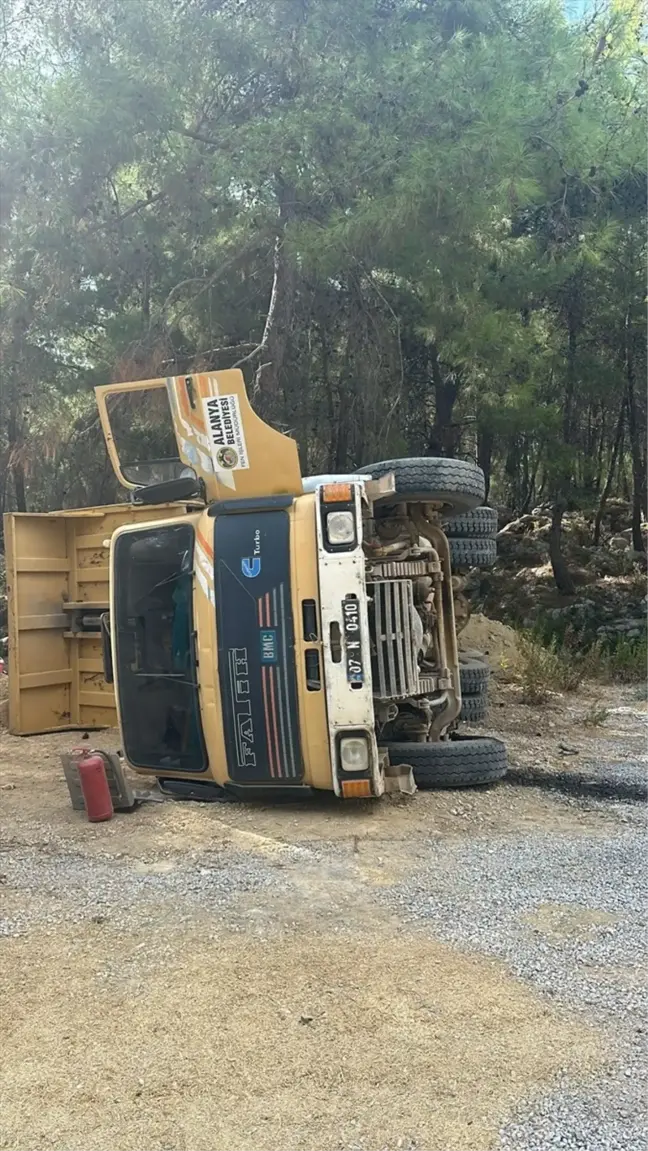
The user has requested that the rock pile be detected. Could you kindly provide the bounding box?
[475,502,647,645]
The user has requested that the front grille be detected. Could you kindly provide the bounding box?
[370,580,419,700]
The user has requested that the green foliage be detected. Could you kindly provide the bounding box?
[514,633,583,703]
[580,636,648,684]
[516,624,647,696]
[0,0,645,533]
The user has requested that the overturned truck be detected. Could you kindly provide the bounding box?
[5,371,506,799]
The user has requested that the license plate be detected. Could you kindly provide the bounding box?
[342,596,364,684]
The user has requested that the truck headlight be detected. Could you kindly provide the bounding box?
[326,510,355,546]
[339,735,369,773]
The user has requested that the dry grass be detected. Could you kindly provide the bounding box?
[582,704,610,728]
[513,634,582,704]
[580,636,648,685]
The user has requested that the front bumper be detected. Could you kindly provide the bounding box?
[315,484,382,797]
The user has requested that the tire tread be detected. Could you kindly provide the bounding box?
[459,659,490,694]
[449,536,497,569]
[356,457,485,514]
[460,694,487,723]
[445,506,498,538]
[385,736,507,788]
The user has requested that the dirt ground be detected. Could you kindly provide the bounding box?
[0,681,644,1151]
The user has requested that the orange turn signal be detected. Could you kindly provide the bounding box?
[341,779,373,799]
[322,482,353,503]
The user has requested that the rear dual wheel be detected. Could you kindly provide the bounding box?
[459,693,487,723]
[444,505,498,571]
[448,536,497,570]
[459,653,490,725]
[444,506,498,538]
[459,657,490,695]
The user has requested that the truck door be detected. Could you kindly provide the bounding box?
[95,370,303,503]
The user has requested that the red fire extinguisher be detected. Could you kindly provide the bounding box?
[77,751,114,823]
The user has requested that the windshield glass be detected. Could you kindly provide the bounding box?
[113,523,207,773]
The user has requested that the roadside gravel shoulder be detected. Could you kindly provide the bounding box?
[0,679,646,1151]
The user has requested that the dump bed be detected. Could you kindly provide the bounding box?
[4,503,190,734]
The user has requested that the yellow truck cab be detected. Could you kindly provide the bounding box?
[6,370,507,799]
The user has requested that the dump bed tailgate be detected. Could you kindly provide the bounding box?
[4,503,191,734]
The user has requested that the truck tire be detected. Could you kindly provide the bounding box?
[384,736,507,788]
[444,506,498,538]
[449,536,497,570]
[459,658,490,695]
[356,457,485,515]
[460,693,487,724]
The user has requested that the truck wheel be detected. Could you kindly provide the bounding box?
[459,658,490,695]
[460,693,487,724]
[356,457,485,515]
[384,735,507,788]
[444,506,498,538]
[448,536,497,570]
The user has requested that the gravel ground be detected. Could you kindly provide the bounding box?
[0,681,646,1151]
[0,847,291,938]
[379,822,648,1151]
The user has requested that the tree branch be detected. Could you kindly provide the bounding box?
[84,192,165,236]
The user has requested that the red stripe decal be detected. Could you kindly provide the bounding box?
[268,666,282,778]
[261,667,276,778]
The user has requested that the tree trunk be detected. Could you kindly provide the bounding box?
[625,334,646,552]
[477,428,494,501]
[7,406,27,512]
[549,500,575,596]
[428,345,458,457]
[252,177,297,413]
[505,439,521,509]
[333,392,350,470]
[520,445,543,514]
[521,435,530,507]
[328,328,354,471]
[12,462,27,513]
[321,325,337,472]
[593,407,606,494]
[562,269,582,446]
[0,457,7,530]
[548,273,582,594]
[593,398,626,545]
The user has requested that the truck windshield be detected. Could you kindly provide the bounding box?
[113,523,207,773]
